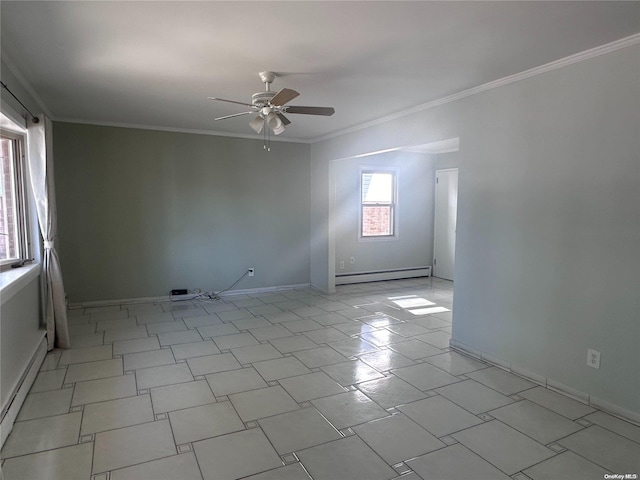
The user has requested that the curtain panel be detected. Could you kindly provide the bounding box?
[27,115,70,350]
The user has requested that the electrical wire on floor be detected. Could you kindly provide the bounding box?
[170,269,251,302]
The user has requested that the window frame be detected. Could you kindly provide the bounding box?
[0,126,31,270]
[359,168,398,241]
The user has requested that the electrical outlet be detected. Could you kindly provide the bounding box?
[339,261,345,269]
[248,268,255,277]
[586,349,601,369]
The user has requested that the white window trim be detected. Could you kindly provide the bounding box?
[358,166,399,243]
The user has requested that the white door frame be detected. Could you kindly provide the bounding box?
[433,168,458,281]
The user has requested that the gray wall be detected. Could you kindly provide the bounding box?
[311,44,640,415]
[333,151,435,275]
[1,277,43,412]
[54,123,311,302]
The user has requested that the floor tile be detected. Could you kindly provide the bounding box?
[150,379,216,413]
[388,339,441,359]
[187,353,242,376]
[284,319,325,333]
[169,401,244,444]
[229,386,299,422]
[184,314,223,329]
[423,351,488,375]
[465,366,536,395]
[145,320,188,335]
[123,348,176,371]
[1,442,93,480]
[59,345,113,366]
[135,311,175,324]
[386,322,432,337]
[16,388,73,421]
[354,413,445,464]
[72,374,137,406]
[360,329,407,346]
[213,332,259,350]
[303,327,350,344]
[247,304,283,316]
[320,360,384,386]
[194,428,283,480]
[357,375,427,408]
[92,419,176,474]
[414,331,451,349]
[332,321,378,336]
[293,346,349,368]
[311,312,350,325]
[435,379,514,413]
[249,325,294,341]
[279,372,346,402]
[263,311,303,323]
[81,394,154,435]
[232,317,272,330]
[406,443,512,480]
[297,435,396,480]
[113,336,161,356]
[311,390,389,429]
[158,329,203,346]
[104,326,149,343]
[65,358,123,383]
[584,410,640,444]
[231,343,283,364]
[523,450,608,480]
[1,412,82,458]
[259,407,342,454]
[557,425,640,473]
[67,332,105,348]
[411,316,450,329]
[136,363,193,389]
[197,323,240,338]
[489,400,583,444]
[206,368,268,396]
[452,420,555,475]
[329,338,379,357]
[218,309,255,321]
[38,351,61,371]
[242,463,312,480]
[96,318,138,332]
[269,335,318,353]
[359,349,415,371]
[110,452,204,480]
[172,307,208,319]
[397,395,484,437]
[391,363,461,391]
[253,356,312,381]
[520,386,596,419]
[171,340,221,360]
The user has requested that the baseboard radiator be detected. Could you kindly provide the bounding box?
[335,266,431,285]
[0,337,47,449]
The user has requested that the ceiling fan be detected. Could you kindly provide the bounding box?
[208,71,335,138]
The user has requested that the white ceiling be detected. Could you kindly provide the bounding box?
[2,1,639,142]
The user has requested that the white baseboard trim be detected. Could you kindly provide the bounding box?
[335,266,431,285]
[1,336,47,449]
[449,339,640,426]
[68,283,312,309]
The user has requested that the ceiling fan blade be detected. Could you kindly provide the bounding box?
[270,88,299,107]
[215,111,254,121]
[277,113,291,125]
[208,97,254,107]
[285,106,335,116]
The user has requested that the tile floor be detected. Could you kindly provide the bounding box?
[2,278,639,480]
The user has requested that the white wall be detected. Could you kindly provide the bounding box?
[333,151,435,276]
[311,44,640,415]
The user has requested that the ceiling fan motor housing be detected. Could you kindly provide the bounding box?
[252,91,277,107]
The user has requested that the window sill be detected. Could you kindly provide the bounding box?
[0,263,40,306]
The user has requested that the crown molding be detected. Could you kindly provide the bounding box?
[53,117,313,144]
[0,50,54,119]
[311,33,640,144]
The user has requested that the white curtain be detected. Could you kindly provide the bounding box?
[27,114,70,350]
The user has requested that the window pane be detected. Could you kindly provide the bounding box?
[362,172,393,203]
[0,137,19,261]
[362,206,392,236]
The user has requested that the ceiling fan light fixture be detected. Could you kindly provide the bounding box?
[249,116,264,134]
[271,123,286,135]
